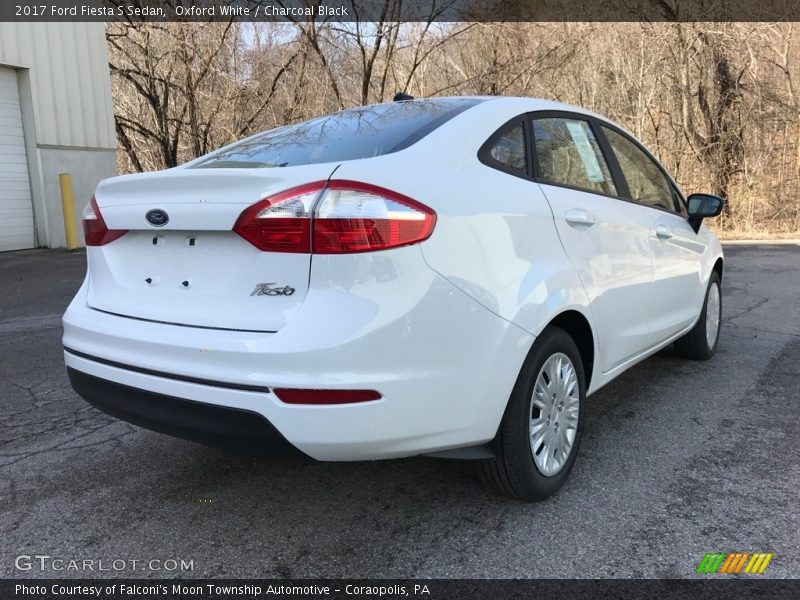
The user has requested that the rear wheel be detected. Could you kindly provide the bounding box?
[478,326,586,501]
[674,272,721,360]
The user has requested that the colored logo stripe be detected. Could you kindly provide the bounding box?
[745,553,773,574]
[697,552,773,574]
[697,553,726,574]
[720,553,749,573]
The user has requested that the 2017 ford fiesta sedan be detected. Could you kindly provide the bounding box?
[63,97,725,501]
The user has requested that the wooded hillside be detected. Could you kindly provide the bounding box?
[108,20,800,237]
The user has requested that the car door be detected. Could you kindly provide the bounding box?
[599,125,706,340]
[530,113,654,372]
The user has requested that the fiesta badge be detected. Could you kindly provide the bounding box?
[145,209,169,227]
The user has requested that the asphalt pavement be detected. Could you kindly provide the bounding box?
[1,243,798,578]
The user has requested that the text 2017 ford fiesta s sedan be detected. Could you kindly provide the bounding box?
[63,97,725,501]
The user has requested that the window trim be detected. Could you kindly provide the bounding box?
[529,110,689,218]
[477,109,690,220]
[477,117,534,182]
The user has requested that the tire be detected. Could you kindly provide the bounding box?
[674,272,722,360]
[477,326,587,501]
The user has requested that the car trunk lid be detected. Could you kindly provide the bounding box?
[85,165,337,332]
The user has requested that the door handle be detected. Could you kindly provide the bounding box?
[565,209,597,228]
[655,224,673,240]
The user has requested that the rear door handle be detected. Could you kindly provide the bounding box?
[655,224,673,240]
[565,208,596,228]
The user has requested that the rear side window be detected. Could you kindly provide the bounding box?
[602,127,676,212]
[191,98,483,169]
[533,118,617,196]
[483,122,527,174]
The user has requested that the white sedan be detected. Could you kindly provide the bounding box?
[63,96,724,500]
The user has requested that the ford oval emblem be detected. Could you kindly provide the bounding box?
[145,209,169,227]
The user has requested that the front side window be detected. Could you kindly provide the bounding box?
[671,185,689,217]
[602,127,675,212]
[532,117,617,196]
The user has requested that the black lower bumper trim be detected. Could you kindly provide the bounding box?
[67,368,305,457]
[64,347,271,393]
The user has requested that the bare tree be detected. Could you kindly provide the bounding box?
[107,19,800,237]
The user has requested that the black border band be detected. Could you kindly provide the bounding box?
[64,347,272,393]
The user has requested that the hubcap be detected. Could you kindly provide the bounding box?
[529,353,580,477]
[705,282,721,348]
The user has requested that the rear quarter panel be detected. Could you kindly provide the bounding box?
[332,98,595,374]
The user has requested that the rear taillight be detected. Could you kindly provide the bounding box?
[83,197,127,246]
[232,182,321,253]
[273,388,382,405]
[233,180,436,254]
[314,181,436,254]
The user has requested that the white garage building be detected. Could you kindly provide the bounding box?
[0,22,116,251]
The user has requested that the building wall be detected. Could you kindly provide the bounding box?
[39,148,118,248]
[0,22,116,248]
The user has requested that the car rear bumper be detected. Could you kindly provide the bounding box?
[63,247,534,460]
[67,366,304,456]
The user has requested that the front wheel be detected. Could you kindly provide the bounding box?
[674,271,722,360]
[478,326,586,501]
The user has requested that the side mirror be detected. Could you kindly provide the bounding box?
[687,193,724,233]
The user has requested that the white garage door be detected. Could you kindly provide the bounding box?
[0,68,34,251]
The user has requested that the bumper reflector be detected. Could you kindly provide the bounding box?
[273,388,381,405]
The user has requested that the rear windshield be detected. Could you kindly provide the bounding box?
[191,98,483,169]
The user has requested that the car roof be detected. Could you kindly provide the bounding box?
[362,95,602,117]
[413,95,612,123]
[421,95,634,140]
